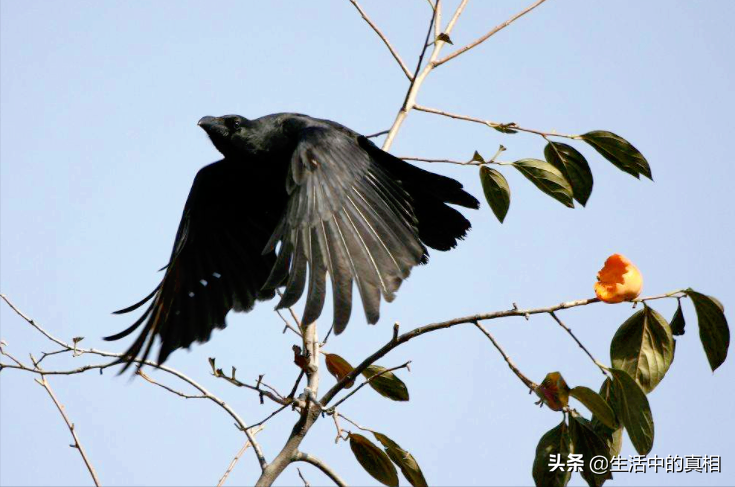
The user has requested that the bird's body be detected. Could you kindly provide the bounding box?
[107,113,479,368]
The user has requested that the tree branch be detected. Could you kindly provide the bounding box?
[549,311,609,376]
[35,374,101,486]
[347,0,413,80]
[434,0,549,67]
[382,0,469,151]
[217,425,265,487]
[320,291,682,405]
[293,451,348,487]
[473,321,536,391]
[0,293,268,472]
[414,104,579,139]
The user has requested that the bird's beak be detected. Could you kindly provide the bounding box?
[198,116,218,130]
[198,116,228,138]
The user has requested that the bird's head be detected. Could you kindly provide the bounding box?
[198,114,254,157]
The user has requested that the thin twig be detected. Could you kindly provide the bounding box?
[414,104,579,139]
[293,452,348,487]
[137,370,207,398]
[0,294,269,471]
[347,0,413,80]
[35,375,101,486]
[297,467,310,487]
[473,321,536,391]
[434,0,549,67]
[276,309,302,337]
[549,312,609,376]
[217,425,265,487]
[365,129,390,139]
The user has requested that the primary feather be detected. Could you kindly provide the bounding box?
[107,113,479,369]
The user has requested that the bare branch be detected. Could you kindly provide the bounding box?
[347,0,413,80]
[365,129,390,139]
[473,321,536,391]
[217,425,265,487]
[549,312,609,376]
[35,375,101,486]
[414,104,579,139]
[293,451,348,487]
[0,294,269,471]
[297,467,310,487]
[434,0,549,67]
[137,370,207,399]
[383,0,468,151]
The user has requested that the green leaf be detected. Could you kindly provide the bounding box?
[608,369,654,455]
[479,166,511,223]
[591,379,623,458]
[512,158,574,208]
[570,386,617,430]
[324,353,355,388]
[472,150,485,163]
[581,130,652,180]
[532,420,573,487]
[670,301,686,336]
[363,365,409,401]
[610,307,674,393]
[373,432,428,487]
[569,413,612,487]
[544,142,593,206]
[687,289,730,371]
[349,433,399,486]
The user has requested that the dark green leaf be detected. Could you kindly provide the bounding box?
[363,365,409,401]
[472,150,485,163]
[591,379,623,458]
[349,433,399,486]
[373,432,428,487]
[512,158,574,208]
[544,142,593,206]
[532,420,573,487]
[687,289,730,371]
[610,307,674,393]
[608,369,654,455]
[479,166,510,223]
[581,130,652,180]
[570,386,617,429]
[569,413,612,487]
[670,301,686,336]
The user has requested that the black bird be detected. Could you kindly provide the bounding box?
[106,113,479,368]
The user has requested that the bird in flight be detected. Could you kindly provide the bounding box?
[106,113,479,369]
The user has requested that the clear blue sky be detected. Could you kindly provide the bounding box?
[1,1,733,486]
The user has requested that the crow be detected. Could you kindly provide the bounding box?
[106,113,479,369]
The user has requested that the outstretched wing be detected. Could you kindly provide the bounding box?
[106,160,279,369]
[262,126,427,333]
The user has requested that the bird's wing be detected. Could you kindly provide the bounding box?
[106,160,278,368]
[262,126,426,333]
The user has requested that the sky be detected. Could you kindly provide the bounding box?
[1,1,734,486]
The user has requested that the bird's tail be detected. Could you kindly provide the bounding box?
[359,137,480,257]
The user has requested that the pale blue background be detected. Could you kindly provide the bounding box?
[1,1,734,486]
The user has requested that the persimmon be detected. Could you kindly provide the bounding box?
[594,254,643,303]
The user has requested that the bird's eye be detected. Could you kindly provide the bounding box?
[231,120,241,130]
